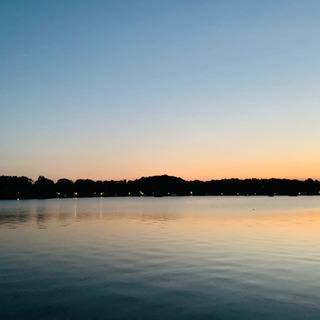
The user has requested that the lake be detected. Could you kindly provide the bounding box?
[1,196,320,319]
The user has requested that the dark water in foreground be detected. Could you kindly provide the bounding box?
[1,196,320,320]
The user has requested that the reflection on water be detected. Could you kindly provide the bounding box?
[1,197,320,319]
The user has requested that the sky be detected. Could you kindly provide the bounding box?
[1,0,320,182]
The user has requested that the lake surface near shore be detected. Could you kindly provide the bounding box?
[1,196,320,319]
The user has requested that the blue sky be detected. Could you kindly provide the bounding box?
[1,0,320,181]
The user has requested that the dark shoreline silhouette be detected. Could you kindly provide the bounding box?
[1,175,320,200]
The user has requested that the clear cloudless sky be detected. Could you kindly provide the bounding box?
[1,0,320,181]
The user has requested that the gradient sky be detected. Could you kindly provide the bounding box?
[1,0,320,181]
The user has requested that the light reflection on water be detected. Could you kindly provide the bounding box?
[1,197,320,320]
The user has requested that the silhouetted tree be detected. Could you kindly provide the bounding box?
[0,176,33,199]
[34,176,55,198]
[74,179,96,197]
[56,178,74,197]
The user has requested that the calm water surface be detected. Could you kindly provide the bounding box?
[1,196,320,319]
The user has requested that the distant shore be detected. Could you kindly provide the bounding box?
[1,175,319,200]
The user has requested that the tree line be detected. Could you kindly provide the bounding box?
[0,174,320,200]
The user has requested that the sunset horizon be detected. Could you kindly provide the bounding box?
[3,171,320,184]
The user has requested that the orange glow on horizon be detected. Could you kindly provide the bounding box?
[5,149,320,182]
